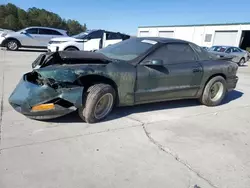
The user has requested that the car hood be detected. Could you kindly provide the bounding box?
[50,37,82,42]
[32,50,113,69]
[3,31,20,38]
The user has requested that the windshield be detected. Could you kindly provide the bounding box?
[210,46,227,52]
[72,32,89,39]
[97,38,158,61]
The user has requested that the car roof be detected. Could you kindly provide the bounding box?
[212,45,240,48]
[91,29,130,36]
[137,37,190,44]
[25,26,67,33]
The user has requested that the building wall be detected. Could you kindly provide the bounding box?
[138,24,250,47]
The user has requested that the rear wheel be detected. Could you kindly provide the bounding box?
[78,84,116,123]
[199,76,227,106]
[6,39,19,51]
[238,58,245,66]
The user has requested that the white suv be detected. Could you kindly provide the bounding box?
[47,29,130,52]
[0,26,68,51]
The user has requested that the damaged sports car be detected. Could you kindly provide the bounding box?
[9,37,239,123]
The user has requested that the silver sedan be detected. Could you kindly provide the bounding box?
[208,46,250,66]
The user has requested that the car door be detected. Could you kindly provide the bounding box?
[37,28,62,47]
[225,47,233,54]
[103,32,123,48]
[20,28,40,46]
[135,43,203,103]
[83,30,103,51]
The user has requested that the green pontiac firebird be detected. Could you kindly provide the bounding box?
[9,37,239,123]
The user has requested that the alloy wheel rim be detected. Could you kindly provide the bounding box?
[210,82,224,102]
[240,59,245,65]
[8,41,17,50]
[94,93,113,119]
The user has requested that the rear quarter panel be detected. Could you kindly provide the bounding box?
[197,60,238,96]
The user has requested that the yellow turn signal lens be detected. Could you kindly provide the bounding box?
[32,103,55,111]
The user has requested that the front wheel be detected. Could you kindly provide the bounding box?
[78,84,116,123]
[6,39,19,51]
[199,76,227,106]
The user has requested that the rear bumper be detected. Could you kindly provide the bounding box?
[47,44,62,52]
[226,76,239,92]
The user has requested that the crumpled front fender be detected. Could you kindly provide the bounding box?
[9,75,84,113]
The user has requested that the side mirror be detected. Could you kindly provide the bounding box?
[20,31,27,34]
[143,59,164,66]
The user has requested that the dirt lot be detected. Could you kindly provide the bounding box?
[0,50,250,188]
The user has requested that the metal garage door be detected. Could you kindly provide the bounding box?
[213,31,238,46]
[158,31,174,38]
[139,31,150,37]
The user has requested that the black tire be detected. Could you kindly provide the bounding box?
[238,58,245,66]
[78,84,116,123]
[64,47,79,51]
[199,76,227,106]
[78,106,86,121]
[6,39,19,51]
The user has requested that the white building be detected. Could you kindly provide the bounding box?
[137,22,250,49]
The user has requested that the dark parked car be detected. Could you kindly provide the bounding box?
[9,37,239,123]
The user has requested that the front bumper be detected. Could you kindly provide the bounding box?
[226,76,239,92]
[0,37,6,47]
[9,74,84,120]
[47,44,61,52]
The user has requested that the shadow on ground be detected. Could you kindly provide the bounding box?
[1,48,47,53]
[17,49,47,53]
[46,90,243,124]
[240,64,248,67]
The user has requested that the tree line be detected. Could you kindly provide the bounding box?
[0,3,87,35]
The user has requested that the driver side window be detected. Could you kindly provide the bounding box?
[143,43,197,64]
[233,47,241,52]
[87,30,103,39]
[225,48,232,53]
[25,28,38,34]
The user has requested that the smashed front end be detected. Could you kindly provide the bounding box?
[9,50,112,120]
[9,71,84,120]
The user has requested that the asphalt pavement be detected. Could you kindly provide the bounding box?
[0,50,250,188]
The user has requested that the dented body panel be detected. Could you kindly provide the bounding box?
[34,61,137,106]
[9,37,239,120]
[9,76,84,119]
